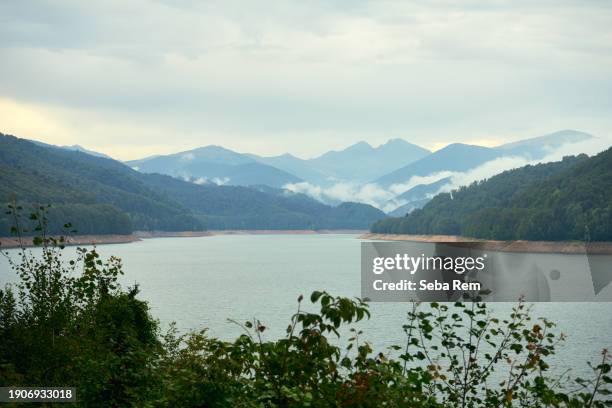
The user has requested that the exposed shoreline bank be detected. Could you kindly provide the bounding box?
[0,230,367,248]
[0,234,142,249]
[2,231,610,254]
[135,229,366,237]
[360,233,612,254]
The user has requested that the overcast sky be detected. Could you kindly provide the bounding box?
[1,0,611,160]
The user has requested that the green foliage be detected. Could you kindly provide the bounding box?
[141,174,386,230]
[372,150,612,241]
[154,295,612,407]
[0,133,385,234]
[0,206,161,406]
[0,133,204,234]
[1,206,611,406]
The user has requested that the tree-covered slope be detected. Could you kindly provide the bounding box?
[1,133,386,235]
[371,150,612,241]
[139,174,385,230]
[0,133,204,234]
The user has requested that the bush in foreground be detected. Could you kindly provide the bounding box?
[0,206,610,407]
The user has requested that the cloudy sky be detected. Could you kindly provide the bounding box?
[1,0,611,160]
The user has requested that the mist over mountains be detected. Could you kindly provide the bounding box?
[21,129,605,218]
[127,138,431,188]
[120,129,600,214]
[0,133,386,235]
[127,146,302,188]
[372,146,612,242]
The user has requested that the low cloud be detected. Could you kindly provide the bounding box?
[187,175,230,186]
[434,138,611,195]
[285,138,611,213]
[180,152,195,162]
[388,171,455,196]
[212,177,230,185]
[284,181,396,209]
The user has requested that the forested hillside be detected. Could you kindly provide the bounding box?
[0,134,201,234]
[140,173,385,230]
[371,150,612,241]
[0,133,385,235]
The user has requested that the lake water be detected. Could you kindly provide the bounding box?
[1,234,611,378]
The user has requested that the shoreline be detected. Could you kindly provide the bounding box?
[0,234,141,249]
[2,231,609,254]
[0,230,366,248]
[360,233,612,255]
[208,229,367,235]
[136,229,366,237]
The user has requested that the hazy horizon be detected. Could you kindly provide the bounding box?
[1,1,612,160]
[2,127,604,163]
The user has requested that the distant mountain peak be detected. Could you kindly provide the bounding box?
[378,138,431,153]
[343,141,373,152]
[497,129,593,151]
[380,138,409,147]
[47,142,113,159]
[124,143,300,188]
[436,142,491,152]
[191,145,237,154]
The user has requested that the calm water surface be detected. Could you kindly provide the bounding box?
[1,234,611,378]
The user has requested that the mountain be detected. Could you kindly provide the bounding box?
[1,134,204,234]
[374,131,595,188]
[375,143,501,187]
[387,199,429,218]
[497,129,593,157]
[129,138,430,188]
[371,150,612,241]
[308,139,430,183]
[250,139,431,186]
[59,144,113,159]
[0,133,385,235]
[393,177,452,203]
[247,153,331,186]
[29,139,113,160]
[139,174,385,230]
[127,146,302,188]
[387,177,452,216]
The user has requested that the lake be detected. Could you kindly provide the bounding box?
[1,233,611,378]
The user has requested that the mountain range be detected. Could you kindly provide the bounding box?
[374,130,592,187]
[21,129,598,217]
[127,138,431,188]
[372,147,612,241]
[124,130,594,213]
[0,133,386,235]
[126,146,302,188]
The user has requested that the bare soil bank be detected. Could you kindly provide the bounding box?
[0,234,141,249]
[209,229,367,235]
[0,230,366,248]
[360,233,612,255]
[136,230,366,237]
[135,231,214,238]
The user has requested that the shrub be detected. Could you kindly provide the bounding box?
[1,205,610,407]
